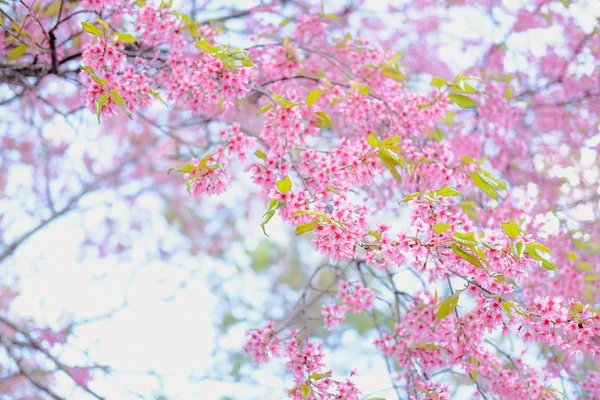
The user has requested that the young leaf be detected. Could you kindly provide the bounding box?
[434,186,461,197]
[195,40,219,53]
[452,231,480,248]
[431,76,447,88]
[381,67,404,81]
[301,384,311,399]
[294,210,328,217]
[514,241,525,258]
[255,150,267,159]
[257,103,272,115]
[501,301,513,316]
[436,291,461,320]
[400,192,422,203]
[276,176,292,193]
[95,18,110,31]
[309,373,331,380]
[306,89,325,106]
[502,220,520,239]
[433,223,452,235]
[448,93,478,108]
[261,199,281,236]
[470,171,498,199]
[114,33,137,44]
[526,242,552,253]
[367,132,381,147]
[451,244,483,268]
[315,111,332,129]
[81,21,103,36]
[295,222,317,236]
[8,44,28,61]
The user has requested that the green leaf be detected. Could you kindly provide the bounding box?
[108,90,132,119]
[309,373,331,381]
[526,242,552,253]
[261,199,281,236]
[526,246,558,271]
[381,67,404,81]
[195,40,219,53]
[255,150,267,159]
[8,43,28,61]
[502,220,520,239]
[367,132,380,147]
[279,17,291,27]
[321,13,339,20]
[293,210,327,217]
[541,259,558,271]
[577,262,592,271]
[357,85,371,95]
[168,163,196,174]
[281,99,301,107]
[315,111,332,129]
[378,151,404,182]
[276,176,292,193]
[257,103,272,115]
[477,170,507,190]
[400,192,422,202]
[306,89,325,106]
[439,110,456,126]
[436,291,461,320]
[434,186,461,197]
[433,223,452,235]
[431,76,447,88]
[94,93,109,123]
[469,171,498,200]
[428,127,444,142]
[452,231,480,248]
[114,33,137,44]
[515,241,525,258]
[448,93,478,108]
[81,21,103,35]
[451,244,483,268]
[501,301,513,316]
[95,18,110,31]
[460,201,479,219]
[295,221,317,236]
[469,371,480,381]
[301,384,311,399]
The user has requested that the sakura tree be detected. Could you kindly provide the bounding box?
[1,0,600,399]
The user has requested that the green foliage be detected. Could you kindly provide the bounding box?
[261,199,282,236]
[470,170,507,200]
[448,93,478,108]
[81,21,103,35]
[315,111,332,129]
[113,33,137,44]
[276,176,292,193]
[433,223,452,235]
[8,43,28,61]
[295,221,317,236]
[451,244,483,268]
[502,220,521,239]
[436,290,462,320]
[306,89,326,106]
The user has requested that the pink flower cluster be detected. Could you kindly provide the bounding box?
[180,124,255,196]
[311,198,368,262]
[242,321,281,364]
[322,281,375,330]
